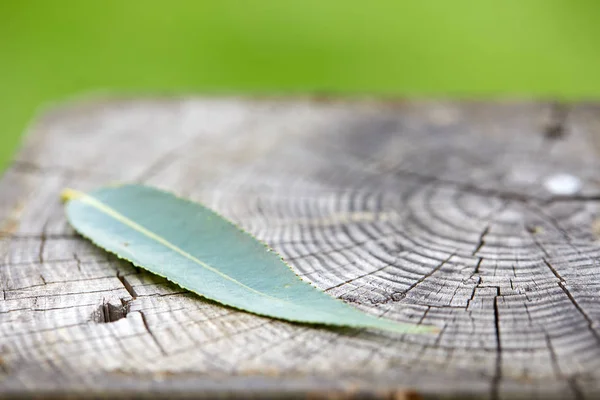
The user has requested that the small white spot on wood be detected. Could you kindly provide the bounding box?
[544,173,582,195]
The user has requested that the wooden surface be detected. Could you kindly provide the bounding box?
[2,98,600,399]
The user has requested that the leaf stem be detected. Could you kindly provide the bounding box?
[61,188,85,202]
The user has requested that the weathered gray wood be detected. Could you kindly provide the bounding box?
[2,97,600,399]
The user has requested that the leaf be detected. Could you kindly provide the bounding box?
[61,185,438,334]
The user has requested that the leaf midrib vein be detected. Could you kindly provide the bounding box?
[69,190,287,303]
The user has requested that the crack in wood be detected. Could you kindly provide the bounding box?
[569,377,585,400]
[491,286,502,400]
[544,103,569,140]
[545,333,562,378]
[73,253,82,273]
[2,303,100,315]
[10,287,130,300]
[0,258,111,269]
[542,258,600,347]
[95,299,129,323]
[324,263,393,293]
[0,349,8,375]
[38,222,48,264]
[472,225,490,256]
[465,276,483,310]
[3,274,134,292]
[117,271,138,299]
[401,252,456,297]
[134,140,194,183]
[137,311,167,357]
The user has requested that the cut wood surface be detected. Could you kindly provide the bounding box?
[1,97,600,399]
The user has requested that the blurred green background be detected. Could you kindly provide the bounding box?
[1,1,600,174]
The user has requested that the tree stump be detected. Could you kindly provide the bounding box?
[2,98,600,399]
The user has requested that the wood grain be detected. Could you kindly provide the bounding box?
[2,97,600,399]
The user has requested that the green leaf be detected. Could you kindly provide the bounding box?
[61,185,438,334]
